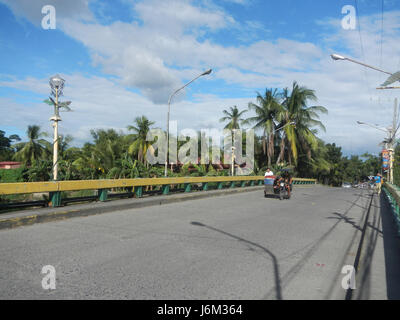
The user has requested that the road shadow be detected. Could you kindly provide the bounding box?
[380,193,400,300]
[263,194,280,200]
[347,200,381,210]
[327,212,363,232]
[349,193,380,300]
[190,221,282,300]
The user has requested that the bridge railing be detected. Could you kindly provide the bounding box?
[382,183,400,236]
[0,176,317,208]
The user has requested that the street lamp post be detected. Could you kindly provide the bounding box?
[332,53,400,184]
[330,54,392,76]
[165,69,212,177]
[49,74,65,181]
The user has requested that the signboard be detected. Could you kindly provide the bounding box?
[382,149,390,173]
[382,150,389,159]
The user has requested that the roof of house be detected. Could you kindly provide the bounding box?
[0,161,22,165]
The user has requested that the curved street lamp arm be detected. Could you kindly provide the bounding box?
[168,71,211,105]
[344,57,392,76]
[357,121,388,133]
[165,69,212,176]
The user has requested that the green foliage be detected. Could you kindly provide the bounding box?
[8,89,379,186]
[13,125,50,165]
[0,130,21,161]
[24,160,52,182]
[219,106,247,130]
[0,167,26,182]
[393,144,400,186]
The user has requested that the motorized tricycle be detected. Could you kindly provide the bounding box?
[264,175,291,200]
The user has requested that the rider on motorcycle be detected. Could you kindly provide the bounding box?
[282,172,292,198]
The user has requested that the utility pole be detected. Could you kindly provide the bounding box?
[388,98,398,184]
[231,146,236,176]
[52,87,60,181]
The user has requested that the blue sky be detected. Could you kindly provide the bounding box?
[1,0,400,157]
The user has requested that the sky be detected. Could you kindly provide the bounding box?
[1,0,400,157]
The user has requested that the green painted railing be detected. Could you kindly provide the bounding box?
[382,183,400,236]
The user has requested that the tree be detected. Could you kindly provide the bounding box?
[325,143,343,186]
[277,82,328,166]
[127,116,155,166]
[13,125,49,166]
[0,130,20,161]
[219,106,247,130]
[246,89,282,166]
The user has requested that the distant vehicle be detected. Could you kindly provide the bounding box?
[342,182,352,189]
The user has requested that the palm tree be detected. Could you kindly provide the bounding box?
[13,125,49,166]
[219,106,247,130]
[70,129,124,178]
[277,82,328,166]
[245,89,282,167]
[92,129,128,172]
[127,116,155,166]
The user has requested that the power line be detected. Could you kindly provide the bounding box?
[354,0,373,98]
[379,0,384,67]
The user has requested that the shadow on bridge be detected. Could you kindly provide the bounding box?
[380,194,400,300]
[190,221,283,300]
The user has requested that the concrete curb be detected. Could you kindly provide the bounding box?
[0,186,265,230]
[345,191,380,300]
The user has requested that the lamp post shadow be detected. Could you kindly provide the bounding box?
[190,221,282,300]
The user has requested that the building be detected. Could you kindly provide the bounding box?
[0,161,22,169]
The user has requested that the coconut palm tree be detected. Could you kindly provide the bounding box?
[277,82,328,166]
[127,116,155,166]
[219,106,247,130]
[71,129,127,179]
[0,130,20,161]
[245,89,282,167]
[13,125,49,166]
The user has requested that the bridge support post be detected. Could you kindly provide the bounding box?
[258,180,263,186]
[135,186,143,198]
[217,182,223,189]
[241,181,246,187]
[203,183,208,191]
[184,183,191,193]
[50,191,61,207]
[162,185,169,195]
[250,181,255,187]
[230,181,236,188]
[98,189,108,202]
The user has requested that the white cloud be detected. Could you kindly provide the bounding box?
[0,74,255,146]
[0,0,94,26]
[1,0,400,155]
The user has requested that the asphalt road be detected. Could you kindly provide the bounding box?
[0,186,392,299]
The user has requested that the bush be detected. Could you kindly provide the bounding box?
[0,167,26,183]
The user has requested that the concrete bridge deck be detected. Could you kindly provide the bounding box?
[1,186,399,299]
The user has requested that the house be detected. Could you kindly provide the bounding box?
[0,161,22,169]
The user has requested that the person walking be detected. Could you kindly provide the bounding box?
[374,173,382,195]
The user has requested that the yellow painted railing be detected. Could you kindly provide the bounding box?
[0,177,317,195]
[0,176,317,208]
